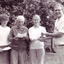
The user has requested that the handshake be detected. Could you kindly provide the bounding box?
[38,32,62,42]
[38,33,52,42]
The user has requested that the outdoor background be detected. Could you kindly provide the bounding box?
[0,0,64,32]
[0,0,64,64]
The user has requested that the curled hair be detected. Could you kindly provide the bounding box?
[15,15,25,24]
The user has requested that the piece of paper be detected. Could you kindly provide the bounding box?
[2,47,11,51]
[17,33,27,38]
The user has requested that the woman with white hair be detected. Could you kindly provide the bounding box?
[8,15,28,64]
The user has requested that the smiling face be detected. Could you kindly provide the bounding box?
[54,4,63,19]
[32,15,41,27]
[16,15,25,28]
[17,20,24,27]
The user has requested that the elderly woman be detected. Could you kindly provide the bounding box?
[0,14,11,64]
[8,15,28,64]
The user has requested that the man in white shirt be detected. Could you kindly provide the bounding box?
[47,3,64,64]
[0,14,11,64]
[29,14,46,64]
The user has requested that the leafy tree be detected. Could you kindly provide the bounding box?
[0,0,62,32]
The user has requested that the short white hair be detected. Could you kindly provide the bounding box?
[16,15,25,22]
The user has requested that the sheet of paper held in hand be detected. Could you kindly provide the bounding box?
[17,33,27,38]
[2,47,11,50]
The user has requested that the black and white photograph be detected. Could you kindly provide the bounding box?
[0,0,64,64]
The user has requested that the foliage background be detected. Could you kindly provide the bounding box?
[0,0,64,32]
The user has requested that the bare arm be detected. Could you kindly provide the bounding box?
[43,32,64,38]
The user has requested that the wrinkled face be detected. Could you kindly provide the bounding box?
[16,16,25,28]
[54,6,63,19]
[33,15,40,27]
[16,20,24,28]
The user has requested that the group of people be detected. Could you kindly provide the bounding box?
[0,3,64,64]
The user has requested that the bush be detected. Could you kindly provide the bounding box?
[0,0,60,32]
